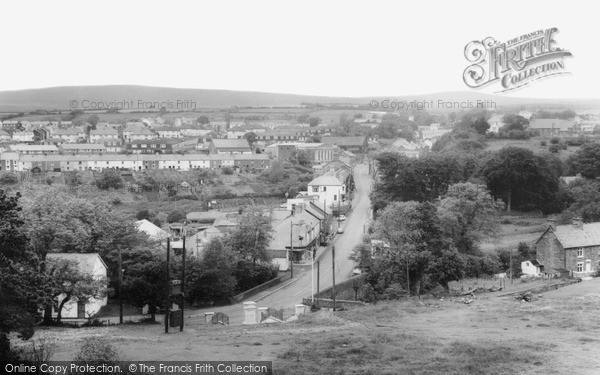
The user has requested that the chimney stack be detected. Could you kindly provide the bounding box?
[547,217,557,230]
[572,217,584,230]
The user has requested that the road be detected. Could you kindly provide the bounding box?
[165,163,373,327]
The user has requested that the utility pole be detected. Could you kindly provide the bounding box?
[317,260,320,306]
[332,246,336,311]
[180,225,186,332]
[289,221,294,278]
[164,238,170,334]
[406,250,410,296]
[509,247,513,286]
[118,247,123,325]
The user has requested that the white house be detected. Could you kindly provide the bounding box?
[90,128,119,142]
[521,259,543,276]
[306,173,346,205]
[11,131,35,142]
[46,253,108,319]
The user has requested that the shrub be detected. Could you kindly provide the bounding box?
[222,166,234,175]
[0,173,18,185]
[136,209,151,220]
[167,211,185,223]
[550,137,560,144]
[548,144,561,153]
[540,140,547,146]
[72,338,121,364]
[19,337,56,365]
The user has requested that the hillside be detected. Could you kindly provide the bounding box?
[1,85,600,112]
[21,278,600,374]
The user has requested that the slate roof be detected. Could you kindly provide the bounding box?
[320,136,366,147]
[528,119,573,131]
[135,219,169,240]
[308,174,343,186]
[552,222,600,248]
[211,139,251,149]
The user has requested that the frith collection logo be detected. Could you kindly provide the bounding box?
[463,27,572,93]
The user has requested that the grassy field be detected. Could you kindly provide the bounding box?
[19,278,600,374]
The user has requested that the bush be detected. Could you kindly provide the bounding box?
[136,209,151,220]
[19,337,56,365]
[550,137,560,144]
[167,211,185,223]
[72,338,123,366]
[0,173,18,185]
[222,166,234,175]
[548,144,561,153]
[95,170,124,190]
[540,140,547,146]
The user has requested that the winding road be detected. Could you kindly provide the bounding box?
[178,163,373,326]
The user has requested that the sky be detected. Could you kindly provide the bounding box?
[0,0,596,99]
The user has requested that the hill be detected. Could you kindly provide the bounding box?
[1,85,600,112]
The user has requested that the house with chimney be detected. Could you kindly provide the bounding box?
[533,217,600,278]
[268,203,322,270]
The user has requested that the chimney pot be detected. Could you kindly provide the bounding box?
[547,217,557,230]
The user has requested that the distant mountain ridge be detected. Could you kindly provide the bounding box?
[0,85,598,112]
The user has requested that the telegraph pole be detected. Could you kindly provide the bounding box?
[118,247,123,324]
[181,226,186,332]
[332,246,336,311]
[164,238,170,334]
[289,221,294,278]
[317,260,320,306]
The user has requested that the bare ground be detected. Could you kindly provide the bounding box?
[22,278,600,374]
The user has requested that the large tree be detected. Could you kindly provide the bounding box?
[225,209,273,263]
[370,152,466,212]
[186,238,237,305]
[122,256,168,322]
[0,190,49,359]
[567,143,600,179]
[478,147,560,212]
[438,183,504,255]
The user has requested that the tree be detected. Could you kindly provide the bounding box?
[167,211,185,223]
[371,201,447,295]
[197,116,210,125]
[95,170,124,190]
[308,117,321,127]
[186,238,236,305]
[370,152,465,213]
[225,209,273,263]
[478,147,560,212]
[0,173,18,185]
[87,115,100,130]
[501,114,529,131]
[0,190,49,359]
[44,258,108,323]
[122,258,167,322]
[438,183,503,255]
[244,132,257,147]
[136,209,151,221]
[567,143,600,179]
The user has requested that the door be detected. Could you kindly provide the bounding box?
[77,301,86,319]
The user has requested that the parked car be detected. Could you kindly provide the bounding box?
[339,214,347,221]
[337,225,344,234]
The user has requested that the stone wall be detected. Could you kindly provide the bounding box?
[566,245,600,277]
[536,230,565,271]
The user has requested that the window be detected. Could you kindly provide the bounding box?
[577,263,583,272]
[312,186,319,193]
[578,248,583,257]
[323,187,327,191]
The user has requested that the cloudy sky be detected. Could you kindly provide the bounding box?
[0,0,596,99]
